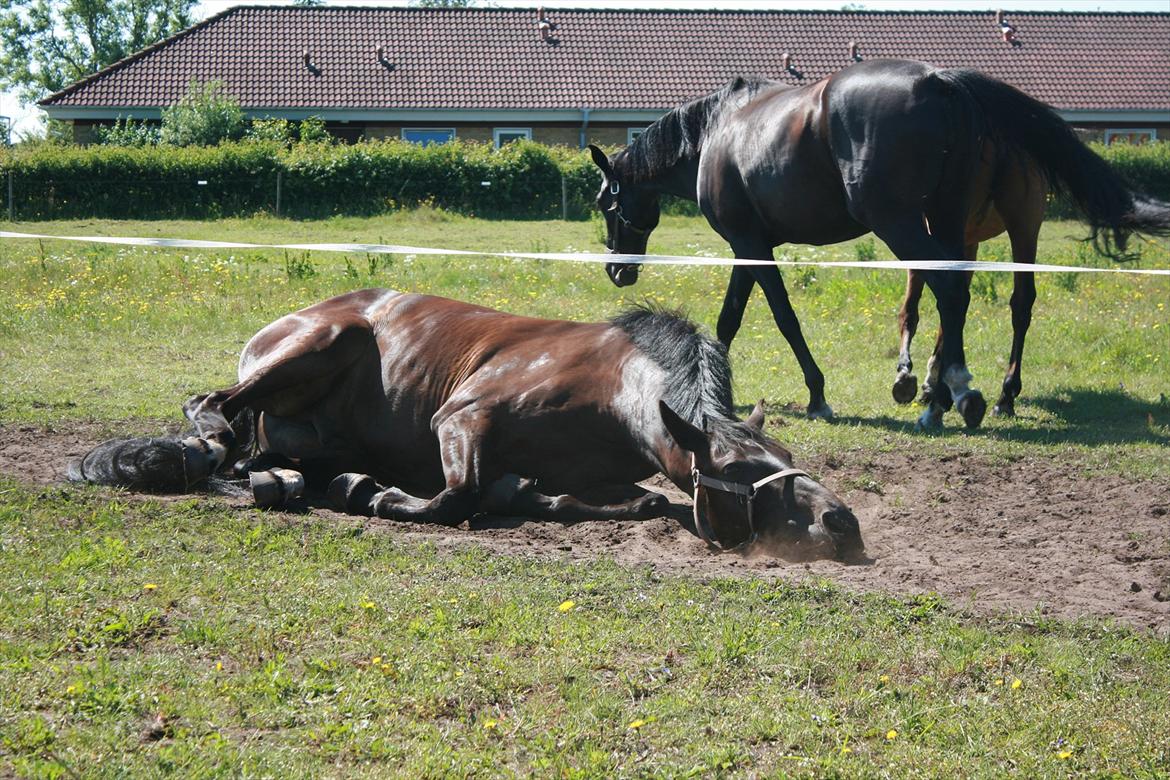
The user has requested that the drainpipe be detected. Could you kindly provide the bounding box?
[579,107,592,149]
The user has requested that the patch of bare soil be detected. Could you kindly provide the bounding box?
[4,423,1168,631]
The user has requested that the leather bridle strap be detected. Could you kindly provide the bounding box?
[607,180,649,271]
[690,453,810,551]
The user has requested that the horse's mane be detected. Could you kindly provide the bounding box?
[611,305,745,441]
[617,76,778,184]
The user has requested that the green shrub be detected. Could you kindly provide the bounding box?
[1048,140,1170,219]
[160,80,247,147]
[96,117,161,147]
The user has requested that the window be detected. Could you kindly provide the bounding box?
[493,127,531,148]
[402,128,455,146]
[1104,128,1157,145]
[628,127,649,145]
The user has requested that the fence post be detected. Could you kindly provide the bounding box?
[6,171,12,222]
[275,169,283,217]
[561,175,568,221]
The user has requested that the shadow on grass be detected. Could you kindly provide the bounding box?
[752,389,1169,448]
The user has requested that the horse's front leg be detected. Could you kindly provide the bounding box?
[893,270,925,404]
[329,405,490,525]
[732,244,831,420]
[716,266,756,347]
[482,475,670,522]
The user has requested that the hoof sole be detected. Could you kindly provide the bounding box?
[892,373,918,405]
[958,392,987,430]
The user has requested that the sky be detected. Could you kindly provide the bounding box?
[3,0,1167,140]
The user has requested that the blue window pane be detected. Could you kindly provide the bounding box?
[403,129,454,146]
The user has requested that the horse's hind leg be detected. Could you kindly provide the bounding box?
[871,222,985,429]
[992,184,1043,417]
[920,262,976,405]
[893,270,925,403]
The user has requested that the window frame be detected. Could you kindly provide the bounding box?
[401,127,457,146]
[1103,128,1157,145]
[493,127,532,148]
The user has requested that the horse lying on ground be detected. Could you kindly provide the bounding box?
[589,58,1170,429]
[69,290,864,558]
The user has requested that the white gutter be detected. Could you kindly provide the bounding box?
[40,106,670,123]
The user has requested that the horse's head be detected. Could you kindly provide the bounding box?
[659,400,863,560]
[588,144,660,287]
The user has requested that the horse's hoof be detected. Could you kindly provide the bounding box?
[992,399,1016,418]
[328,472,379,516]
[957,391,987,430]
[807,402,835,421]
[892,372,918,405]
[915,407,944,431]
[918,386,935,406]
[251,467,305,509]
[637,492,670,518]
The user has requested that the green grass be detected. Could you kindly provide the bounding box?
[2,484,1168,777]
[2,211,1168,475]
[1,211,1169,776]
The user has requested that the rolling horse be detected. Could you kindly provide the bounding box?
[589,58,1170,429]
[69,289,863,557]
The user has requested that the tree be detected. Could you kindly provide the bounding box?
[0,0,195,103]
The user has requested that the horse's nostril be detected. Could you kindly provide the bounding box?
[615,268,639,287]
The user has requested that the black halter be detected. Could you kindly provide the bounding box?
[607,180,651,263]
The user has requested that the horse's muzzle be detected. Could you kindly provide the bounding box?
[606,262,641,287]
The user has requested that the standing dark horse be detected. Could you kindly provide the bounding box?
[590,58,1170,429]
[70,289,862,557]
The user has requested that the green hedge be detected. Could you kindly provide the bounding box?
[1047,141,1170,219]
[0,139,604,221]
[1,138,1166,222]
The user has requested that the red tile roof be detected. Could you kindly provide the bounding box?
[39,7,1170,114]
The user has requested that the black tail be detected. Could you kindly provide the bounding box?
[934,68,1170,258]
[67,408,256,493]
[67,436,192,492]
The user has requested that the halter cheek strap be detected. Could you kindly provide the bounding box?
[690,453,810,552]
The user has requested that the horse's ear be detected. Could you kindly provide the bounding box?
[588,144,613,177]
[660,400,709,455]
[745,399,766,430]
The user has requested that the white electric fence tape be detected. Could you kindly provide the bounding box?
[3,231,1170,276]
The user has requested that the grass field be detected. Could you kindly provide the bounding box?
[1,211,1169,776]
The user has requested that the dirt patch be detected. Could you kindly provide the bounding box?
[4,423,1168,631]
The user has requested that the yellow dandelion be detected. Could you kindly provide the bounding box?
[1057,750,1073,760]
[361,600,377,610]
[995,678,1004,686]
[372,656,383,665]
[483,719,498,730]
[65,684,78,695]
[143,583,158,591]
[557,599,575,612]
[878,674,890,684]
[215,661,223,672]
[1011,678,1022,690]
[886,729,898,741]
[628,719,647,730]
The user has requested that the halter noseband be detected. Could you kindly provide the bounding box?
[690,452,810,552]
[606,180,651,266]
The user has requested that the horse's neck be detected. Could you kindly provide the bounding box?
[618,92,727,199]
